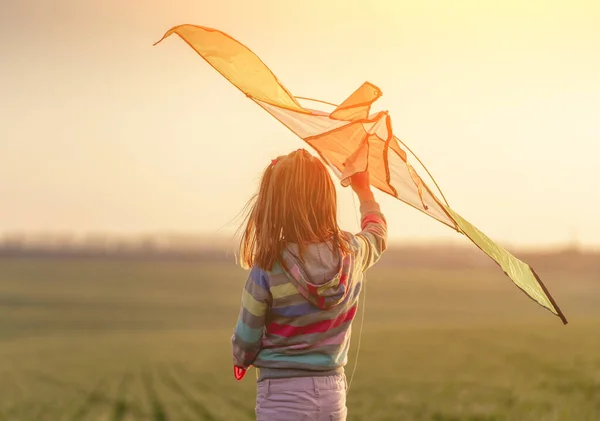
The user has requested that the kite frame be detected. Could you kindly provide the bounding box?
[296,96,451,208]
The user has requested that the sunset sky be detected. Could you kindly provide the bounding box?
[2,0,599,248]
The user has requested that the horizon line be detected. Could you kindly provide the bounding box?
[0,230,596,253]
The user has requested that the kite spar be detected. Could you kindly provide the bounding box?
[154,24,567,325]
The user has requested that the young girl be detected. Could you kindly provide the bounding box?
[232,148,387,421]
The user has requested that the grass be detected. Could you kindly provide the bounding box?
[0,257,599,420]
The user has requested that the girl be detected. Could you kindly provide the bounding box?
[232,148,387,421]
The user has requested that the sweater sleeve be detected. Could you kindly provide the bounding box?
[231,266,272,368]
[354,200,388,272]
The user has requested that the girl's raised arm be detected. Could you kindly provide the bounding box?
[350,172,388,272]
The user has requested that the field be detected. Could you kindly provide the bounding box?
[1,255,599,421]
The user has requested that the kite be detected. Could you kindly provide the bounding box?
[154,24,567,325]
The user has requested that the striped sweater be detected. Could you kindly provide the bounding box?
[231,200,387,381]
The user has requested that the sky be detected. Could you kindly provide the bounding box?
[1,0,599,248]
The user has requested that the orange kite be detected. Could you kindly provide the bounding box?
[155,24,567,325]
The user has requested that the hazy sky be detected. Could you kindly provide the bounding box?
[1,0,599,248]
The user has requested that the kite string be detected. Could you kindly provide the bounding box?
[394,137,450,207]
[346,192,367,395]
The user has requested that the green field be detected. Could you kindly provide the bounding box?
[1,257,599,421]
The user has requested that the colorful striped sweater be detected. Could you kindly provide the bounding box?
[231,200,387,381]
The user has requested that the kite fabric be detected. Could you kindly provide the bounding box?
[154,24,567,325]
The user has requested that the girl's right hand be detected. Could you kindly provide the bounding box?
[350,171,375,202]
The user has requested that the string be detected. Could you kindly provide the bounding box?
[346,191,367,395]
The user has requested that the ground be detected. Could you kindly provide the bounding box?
[0,257,599,420]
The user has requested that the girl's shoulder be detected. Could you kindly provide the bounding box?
[264,261,285,276]
[248,262,286,293]
[250,262,284,281]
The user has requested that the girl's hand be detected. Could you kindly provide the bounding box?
[350,171,375,202]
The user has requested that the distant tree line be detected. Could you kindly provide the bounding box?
[0,235,597,274]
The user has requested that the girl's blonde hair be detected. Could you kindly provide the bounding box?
[238,149,351,271]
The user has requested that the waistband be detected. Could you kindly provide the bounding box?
[256,366,344,383]
[257,372,347,395]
